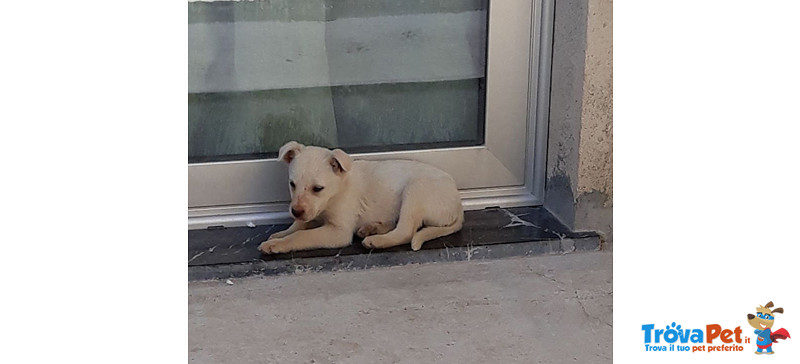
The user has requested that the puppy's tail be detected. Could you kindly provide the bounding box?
[410,213,464,251]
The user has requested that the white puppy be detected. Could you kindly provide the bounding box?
[258,141,464,254]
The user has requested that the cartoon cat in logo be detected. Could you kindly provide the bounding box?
[747,301,791,354]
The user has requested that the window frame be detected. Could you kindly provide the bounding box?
[188,0,554,229]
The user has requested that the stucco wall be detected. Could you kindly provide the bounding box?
[545,0,612,244]
[577,0,612,199]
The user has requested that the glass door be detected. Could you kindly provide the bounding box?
[188,0,553,228]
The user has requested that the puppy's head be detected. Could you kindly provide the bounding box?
[278,141,352,222]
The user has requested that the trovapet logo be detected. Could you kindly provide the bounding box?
[640,300,792,355]
[745,301,791,355]
[641,322,745,352]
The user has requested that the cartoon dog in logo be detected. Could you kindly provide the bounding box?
[747,301,791,354]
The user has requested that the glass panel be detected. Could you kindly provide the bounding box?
[188,0,488,163]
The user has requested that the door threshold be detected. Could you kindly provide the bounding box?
[188,206,601,281]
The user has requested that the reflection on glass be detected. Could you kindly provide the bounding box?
[189,0,488,162]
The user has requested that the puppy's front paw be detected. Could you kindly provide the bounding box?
[258,240,289,254]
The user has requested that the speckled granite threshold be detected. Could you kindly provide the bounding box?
[188,206,601,281]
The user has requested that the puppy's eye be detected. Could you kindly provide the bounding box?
[289,181,296,189]
[312,186,324,193]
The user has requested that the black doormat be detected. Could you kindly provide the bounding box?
[188,206,600,280]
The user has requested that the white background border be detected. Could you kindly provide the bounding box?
[2,1,187,362]
[616,1,799,362]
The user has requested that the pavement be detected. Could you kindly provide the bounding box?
[189,251,612,363]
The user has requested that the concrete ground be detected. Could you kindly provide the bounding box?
[189,251,612,363]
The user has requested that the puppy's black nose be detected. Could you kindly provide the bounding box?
[291,208,304,218]
[747,314,755,320]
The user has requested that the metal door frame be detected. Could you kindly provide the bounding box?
[188,0,554,229]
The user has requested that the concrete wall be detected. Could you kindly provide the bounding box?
[545,0,613,244]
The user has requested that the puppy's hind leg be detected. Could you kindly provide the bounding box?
[407,175,464,251]
[361,186,425,249]
[411,212,463,251]
[361,209,420,249]
[356,221,394,239]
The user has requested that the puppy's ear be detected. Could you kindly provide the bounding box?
[772,307,784,314]
[329,149,352,174]
[766,301,775,308]
[278,141,304,164]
